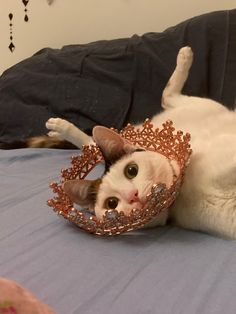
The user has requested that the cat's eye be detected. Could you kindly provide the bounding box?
[104,197,119,209]
[124,163,139,179]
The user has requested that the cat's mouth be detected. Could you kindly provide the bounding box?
[131,199,148,211]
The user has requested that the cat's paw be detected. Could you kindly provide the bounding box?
[176,46,193,72]
[46,118,72,140]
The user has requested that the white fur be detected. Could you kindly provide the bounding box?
[47,47,236,239]
[46,118,94,147]
[94,151,177,220]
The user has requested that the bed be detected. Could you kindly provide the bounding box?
[1,9,236,314]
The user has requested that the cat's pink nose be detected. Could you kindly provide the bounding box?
[127,190,139,204]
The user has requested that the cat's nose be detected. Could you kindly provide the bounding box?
[127,189,139,204]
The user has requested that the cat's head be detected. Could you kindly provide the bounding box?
[63,126,180,220]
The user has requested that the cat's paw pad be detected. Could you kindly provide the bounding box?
[46,118,72,138]
[176,46,193,71]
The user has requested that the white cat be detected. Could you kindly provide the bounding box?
[46,47,236,239]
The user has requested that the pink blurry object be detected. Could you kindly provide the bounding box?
[0,278,56,314]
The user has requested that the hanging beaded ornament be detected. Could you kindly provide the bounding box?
[48,119,191,236]
[22,0,30,22]
[8,13,15,52]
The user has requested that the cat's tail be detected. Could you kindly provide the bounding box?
[0,136,77,150]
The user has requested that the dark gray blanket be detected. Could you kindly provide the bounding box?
[0,9,235,142]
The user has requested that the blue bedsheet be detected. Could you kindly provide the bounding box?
[1,148,236,314]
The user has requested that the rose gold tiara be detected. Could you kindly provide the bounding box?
[47,119,191,236]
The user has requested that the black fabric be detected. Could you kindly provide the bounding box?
[0,9,235,141]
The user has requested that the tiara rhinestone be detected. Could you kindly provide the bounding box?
[47,119,191,236]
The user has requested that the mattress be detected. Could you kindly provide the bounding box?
[1,148,236,314]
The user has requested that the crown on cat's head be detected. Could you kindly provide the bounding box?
[48,119,191,236]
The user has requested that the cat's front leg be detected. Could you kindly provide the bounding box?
[162,46,193,109]
[46,118,94,148]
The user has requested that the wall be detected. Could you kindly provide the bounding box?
[0,0,235,74]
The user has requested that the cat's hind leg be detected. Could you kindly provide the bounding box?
[162,46,193,109]
[46,118,94,148]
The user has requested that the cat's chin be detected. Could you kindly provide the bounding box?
[130,201,147,211]
[94,201,146,219]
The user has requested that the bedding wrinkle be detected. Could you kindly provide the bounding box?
[70,272,123,314]
[0,216,40,244]
[170,246,236,314]
[0,218,60,245]
[110,261,152,304]
[71,253,159,314]
[192,251,236,314]
[0,223,71,279]
[0,183,51,211]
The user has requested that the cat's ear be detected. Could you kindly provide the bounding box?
[63,179,101,208]
[92,126,134,164]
